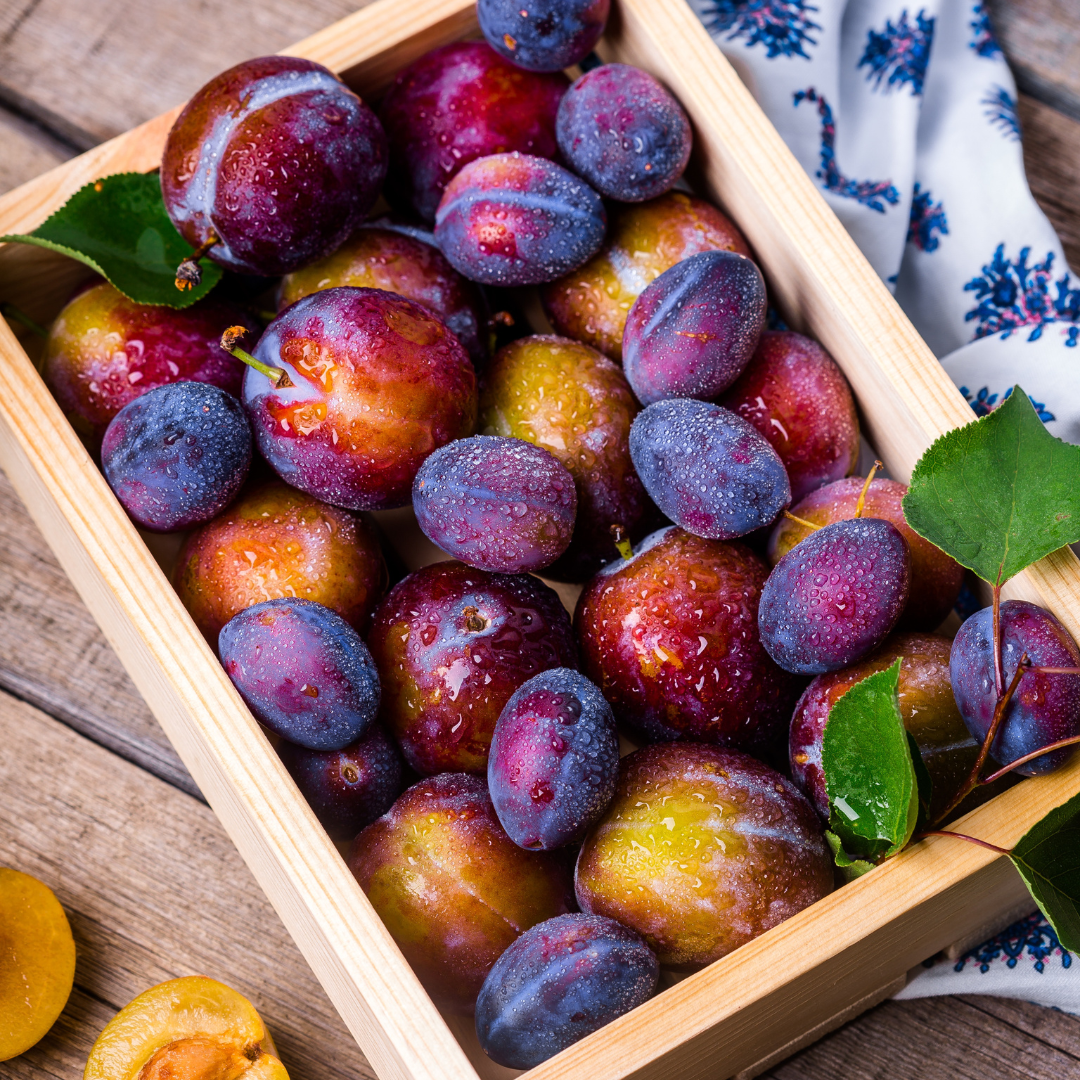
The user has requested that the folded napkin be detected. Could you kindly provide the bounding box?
[690,0,1078,1011]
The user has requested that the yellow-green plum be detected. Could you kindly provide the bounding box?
[542,192,751,362]
[479,334,652,580]
[575,743,832,968]
[349,773,573,1011]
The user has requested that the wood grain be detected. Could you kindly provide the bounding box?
[1020,93,1080,272]
[769,995,1080,1080]
[0,688,374,1080]
[0,104,73,196]
[986,0,1080,122]
[0,0,368,149]
[0,464,193,795]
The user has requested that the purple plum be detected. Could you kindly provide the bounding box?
[413,435,577,573]
[556,63,691,202]
[488,668,619,850]
[435,152,606,286]
[758,517,911,675]
[478,0,610,72]
[475,913,657,1069]
[623,251,766,405]
[219,598,380,750]
[101,381,251,532]
[951,600,1080,776]
[628,398,791,539]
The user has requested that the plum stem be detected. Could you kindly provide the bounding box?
[980,733,1080,785]
[610,523,633,561]
[932,651,1029,825]
[853,461,883,518]
[462,605,487,633]
[175,231,220,291]
[992,582,1005,699]
[0,302,48,339]
[914,830,1011,856]
[783,510,821,531]
[220,326,293,389]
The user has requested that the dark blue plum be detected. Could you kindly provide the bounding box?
[951,600,1080,776]
[488,669,619,850]
[101,381,251,531]
[277,723,403,841]
[628,398,790,539]
[623,251,766,405]
[758,518,910,675]
[435,152,606,286]
[412,435,577,573]
[475,913,658,1069]
[478,0,609,72]
[219,598,380,750]
[556,63,692,202]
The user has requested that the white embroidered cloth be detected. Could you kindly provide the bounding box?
[689,0,1078,1011]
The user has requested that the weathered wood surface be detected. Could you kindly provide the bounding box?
[987,0,1080,122]
[0,690,373,1080]
[0,0,1078,1078]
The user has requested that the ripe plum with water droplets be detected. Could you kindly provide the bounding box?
[413,435,576,573]
[161,56,387,276]
[574,743,833,968]
[557,63,691,202]
[475,913,657,1069]
[479,0,609,72]
[629,398,791,540]
[488,668,619,850]
[219,598,380,750]
[435,152,606,286]
[242,287,476,511]
[623,251,766,405]
[101,381,251,532]
[367,561,578,775]
[759,517,911,675]
[950,600,1080,776]
[349,773,573,1012]
[574,527,799,749]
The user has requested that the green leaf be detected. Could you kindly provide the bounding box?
[907,730,934,834]
[902,387,1080,586]
[0,173,221,308]
[1009,790,1080,952]
[825,830,875,880]
[823,659,918,864]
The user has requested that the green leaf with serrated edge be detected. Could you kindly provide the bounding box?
[907,730,934,834]
[823,659,918,864]
[0,173,221,308]
[1009,791,1080,952]
[902,387,1080,586]
[825,831,874,880]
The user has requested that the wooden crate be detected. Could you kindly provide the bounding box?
[0,0,1077,1078]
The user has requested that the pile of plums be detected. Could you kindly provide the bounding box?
[38,0,1080,1068]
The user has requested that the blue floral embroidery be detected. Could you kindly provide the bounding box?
[959,385,1056,422]
[955,913,1072,974]
[697,0,821,59]
[964,244,1080,344]
[858,9,935,95]
[794,89,901,212]
[969,2,1002,58]
[907,184,948,252]
[983,85,1021,141]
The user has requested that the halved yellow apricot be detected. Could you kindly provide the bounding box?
[0,867,77,1061]
[84,976,289,1080]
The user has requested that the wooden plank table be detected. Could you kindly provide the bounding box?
[1,1,1079,1077]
